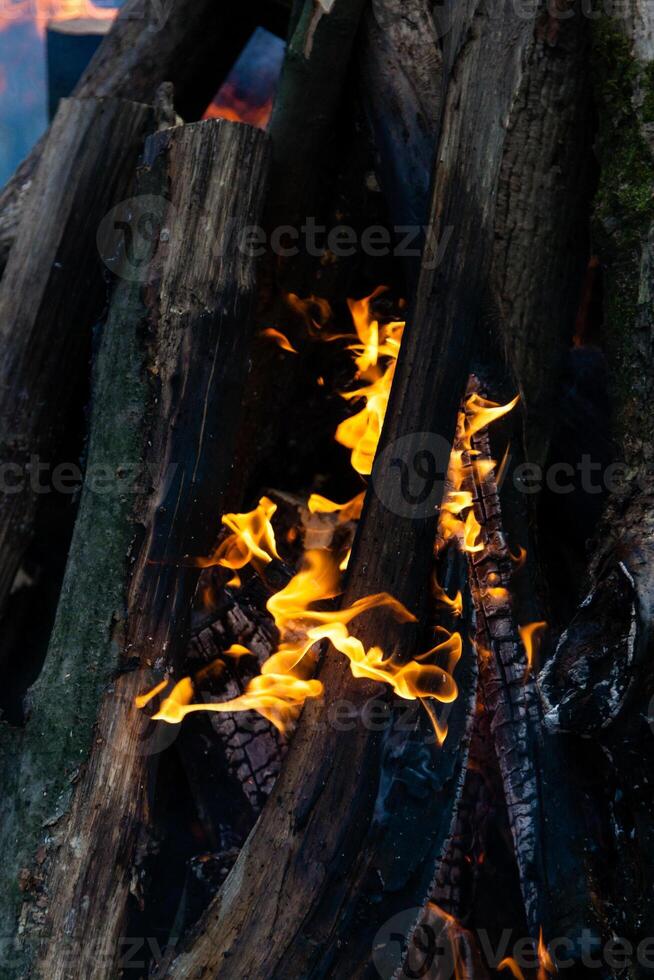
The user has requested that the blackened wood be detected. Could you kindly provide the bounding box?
[359,0,443,289]
[539,3,654,954]
[489,4,593,467]
[465,394,599,950]
[163,6,557,979]
[266,0,369,231]
[0,97,155,632]
[0,118,269,980]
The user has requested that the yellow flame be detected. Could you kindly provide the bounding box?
[433,574,463,617]
[438,394,519,555]
[196,496,280,572]
[307,492,365,523]
[145,550,460,734]
[335,289,405,476]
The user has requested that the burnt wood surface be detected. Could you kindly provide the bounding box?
[160,5,568,979]
[0,96,155,628]
[0,118,270,979]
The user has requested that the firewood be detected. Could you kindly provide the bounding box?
[538,3,654,952]
[266,0,370,233]
[463,385,598,948]
[359,0,443,289]
[0,119,270,979]
[160,5,569,978]
[0,97,155,633]
[0,0,278,275]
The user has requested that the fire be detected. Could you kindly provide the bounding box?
[518,621,547,674]
[498,930,556,979]
[438,394,519,555]
[261,327,298,353]
[204,83,273,130]
[307,492,365,523]
[432,574,463,617]
[0,0,117,35]
[335,288,405,476]
[195,496,280,574]
[149,549,459,733]
[136,288,475,741]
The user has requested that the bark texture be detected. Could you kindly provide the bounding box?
[0,97,155,626]
[0,119,270,980]
[539,4,654,959]
[0,0,259,274]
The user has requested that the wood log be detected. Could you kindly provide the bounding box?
[266,0,369,233]
[489,1,594,467]
[0,97,155,638]
[161,5,567,978]
[359,0,444,289]
[0,0,284,275]
[539,1,654,952]
[0,118,270,979]
[464,384,599,949]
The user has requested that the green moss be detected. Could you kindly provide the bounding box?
[0,277,150,979]
[593,17,654,440]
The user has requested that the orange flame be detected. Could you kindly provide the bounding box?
[307,492,365,523]
[498,930,556,979]
[146,549,459,733]
[196,496,280,573]
[261,327,298,353]
[518,621,547,674]
[204,82,273,130]
[438,394,519,555]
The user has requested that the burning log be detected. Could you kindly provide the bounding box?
[0,119,270,978]
[462,383,598,947]
[0,96,155,629]
[155,5,576,979]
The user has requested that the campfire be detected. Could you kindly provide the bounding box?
[1,2,653,979]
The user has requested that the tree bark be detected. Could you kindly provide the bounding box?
[0,96,155,629]
[539,3,654,960]
[266,0,370,233]
[162,6,565,979]
[0,0,276,275]
[359,0,444,289]
[0,118,270,979]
